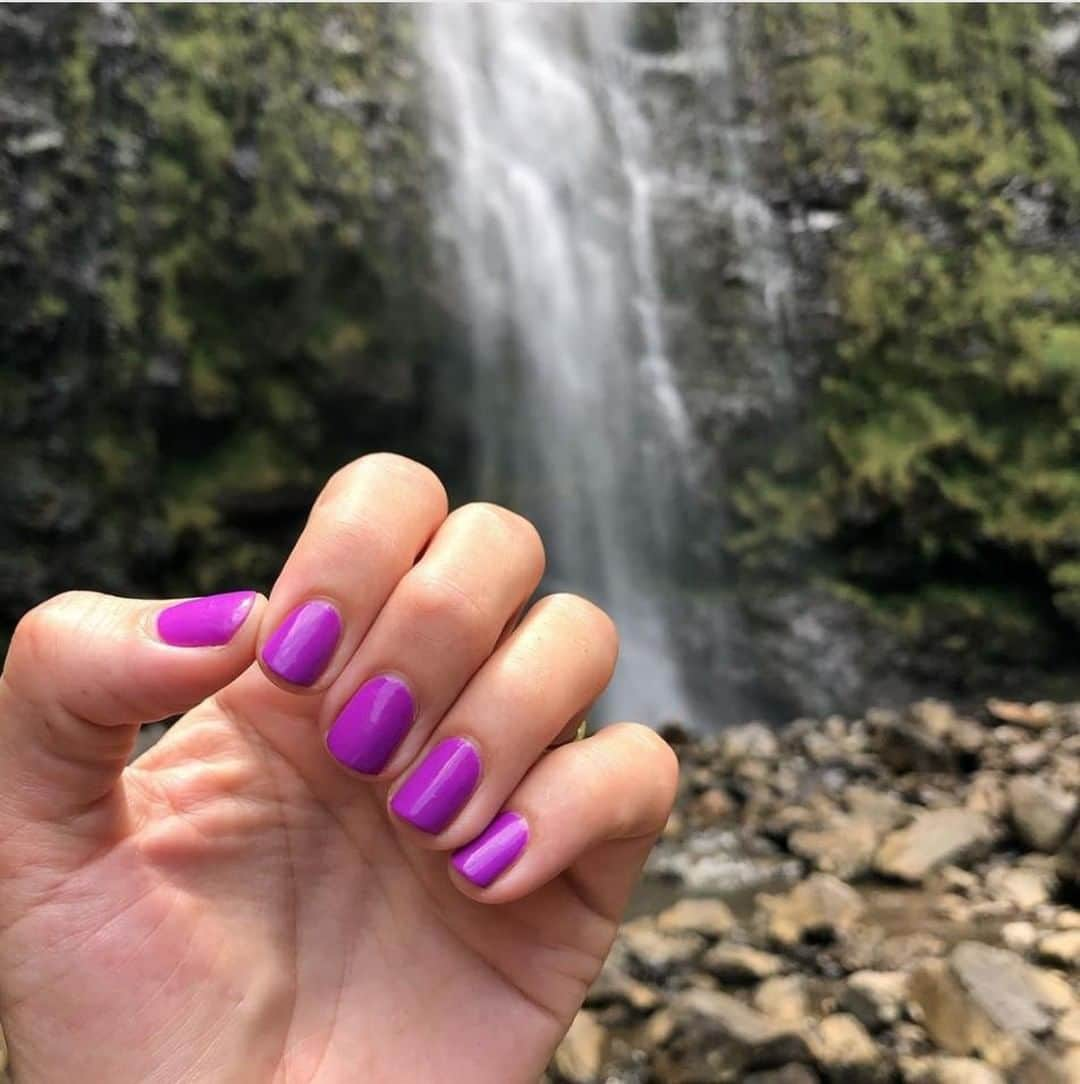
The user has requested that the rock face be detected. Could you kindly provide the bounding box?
[545,699,1080,1083]
[875,810,995,883]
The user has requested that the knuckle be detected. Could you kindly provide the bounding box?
[315,454,448,519]
[536,593,619,673]
[453,503,546,573]
[403,571,490,638]
[13,592,88,659]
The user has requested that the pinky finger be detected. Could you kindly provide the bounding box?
[448,723,679,917]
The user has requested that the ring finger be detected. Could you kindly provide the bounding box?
[385,593,619,849]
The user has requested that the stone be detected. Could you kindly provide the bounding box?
[841,969,909,1031]
[908,943,1059,1069]
[900,1056,1006,1084]
[1056,1007,1080,1045]
[721,722,780,763]
[759,873,866,947]
[744,1067,821,1084]
[986,700,1059,730]
[789,816,880,881]
[754,975,811,1026]
[1009,741,1050,771]
[705,944,786,984]
[658,989,811,1082]
[845,785,911,834]
[1037,930,1080,969]
[553,1010,607,1084]
[656,897,736,939]
[1001,921,1039,955]
[1008,776,1078,853]
[809,1013,888,1083]
[875,809,995,883]
[986,866,1052,911]
[621,920,704,977]
[586,954,661,1012]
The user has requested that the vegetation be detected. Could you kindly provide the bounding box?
[0,5,445,640]
[738,4,1080,688]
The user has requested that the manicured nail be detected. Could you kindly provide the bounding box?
[452,812,528,887]
[157,590,257,647]
[261,600,341,686]
[390,737,481,834]
[326,674,416,774]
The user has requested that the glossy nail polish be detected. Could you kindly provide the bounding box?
[326,674,415,774]
[157,590,256,647]
[261,600,341,686]
[452,812,528,887]
[390,737,480,834]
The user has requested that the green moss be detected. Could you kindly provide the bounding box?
[742,4,1080,687]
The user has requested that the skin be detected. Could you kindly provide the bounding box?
[0,454,678,1084]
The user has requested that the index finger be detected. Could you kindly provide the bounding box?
[256,454,449,693]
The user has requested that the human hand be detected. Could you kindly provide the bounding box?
[0,454,677,1083]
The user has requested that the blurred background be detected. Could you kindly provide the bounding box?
[1,6,1079,1084]
[2,3,1080,726]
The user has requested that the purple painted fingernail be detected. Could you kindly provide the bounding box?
[390,737,481,834]
[261,600,341,686]
[326,674,415,774]
[157,590,257,647]
[452,812,528,887]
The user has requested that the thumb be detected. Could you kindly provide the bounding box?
[0,589,264,823]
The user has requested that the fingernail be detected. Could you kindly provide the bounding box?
[157,590,257,647]
[261,600,342,686]
[326,674,416,774]
[452,812,528,887]
[390,737,481,834]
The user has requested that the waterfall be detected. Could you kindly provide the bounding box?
[417,4,695,725]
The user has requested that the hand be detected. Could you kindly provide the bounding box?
[0,455,677,1084]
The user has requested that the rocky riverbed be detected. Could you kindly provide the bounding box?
[547,700,1080,1083]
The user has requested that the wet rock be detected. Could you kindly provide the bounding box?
[789,816,880,881]
[1036,929,1080,969]
[656,897,736,939]
[1008,776,1078,853]
[552,1010,607,1083]
[657,989,812,1082]
[841,970,909,1031]
[875,809,995,883]
[759,873,866,947]
[908,943,1058,1069]
[809,1013,889,1083]
[704,944,786,984]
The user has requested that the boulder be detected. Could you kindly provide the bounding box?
[656,897,736,939]
[1036,929,1080,970]
[704,944,786,984]
[620,920,704,978]
[754,975,811,1026]
[875,809,995,883]
[759,874,866,947]
[657,989,811,1082]
[908,943,1060,1070]
[789,816,880,881]
[552,1010,607,1084]
[1008,776,1078,854]
[841,970,909,1031]
[809,1013,889,1083]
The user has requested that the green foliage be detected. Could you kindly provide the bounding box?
[744,4,1080,685]
[0,5,441,632]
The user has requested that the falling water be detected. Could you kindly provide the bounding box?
[418,4,695,725]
